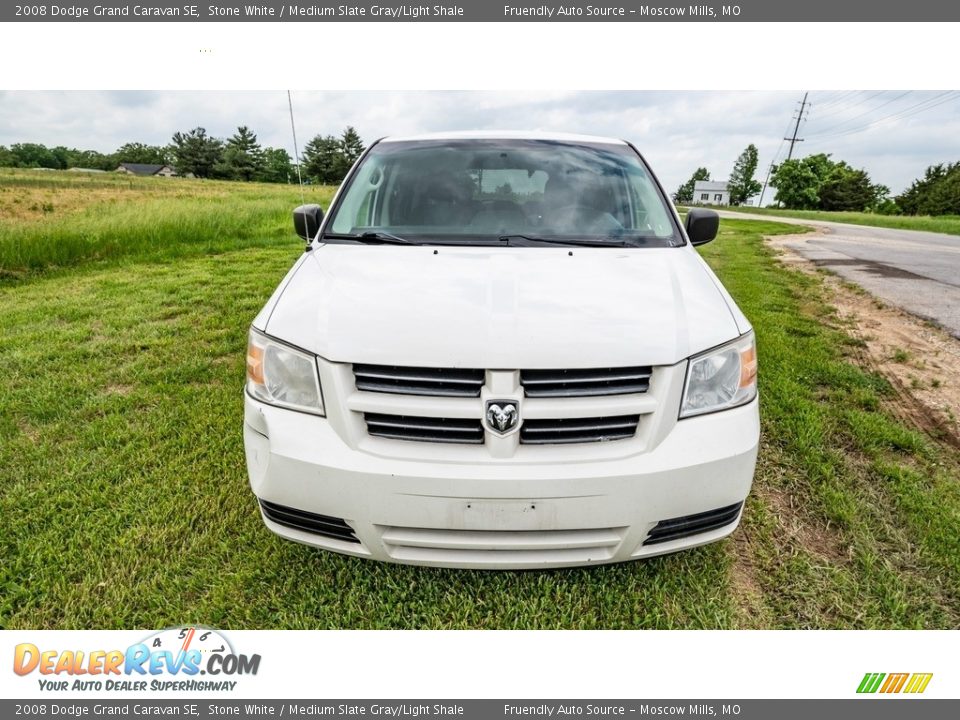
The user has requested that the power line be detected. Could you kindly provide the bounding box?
[805,91,959,143]
[809,90,860,110]
[806,91,912,137]
[808,90,888,121]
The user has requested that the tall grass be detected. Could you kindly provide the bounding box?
[0,170,335,278]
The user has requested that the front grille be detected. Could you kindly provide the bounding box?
[643,502,743,546]
[520,366,652,397]
[259,500,360,544]
[354,364,484,397]
[365,413,484,444]
[520,415,640,445]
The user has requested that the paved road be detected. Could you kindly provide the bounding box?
[717,211,960,338]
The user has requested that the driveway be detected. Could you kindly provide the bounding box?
[718,211,960,338]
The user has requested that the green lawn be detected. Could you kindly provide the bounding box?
[2,173,959,629]
[717,205,960,236]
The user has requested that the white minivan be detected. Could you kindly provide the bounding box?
[244,132,758,569]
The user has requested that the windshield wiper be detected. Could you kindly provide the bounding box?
[497,234,632,248]
[321,231,415,245]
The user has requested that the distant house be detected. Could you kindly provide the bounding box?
[115,163,177,177]
[693,180,730,206]
[67,167,107,174]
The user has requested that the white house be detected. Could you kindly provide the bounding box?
[693,180,730,206]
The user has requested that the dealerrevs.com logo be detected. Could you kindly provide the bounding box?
[13,627,261,692]
[857,672,933,694]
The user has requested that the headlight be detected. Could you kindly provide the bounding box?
[679,332,757,418]
[246,327,325,415]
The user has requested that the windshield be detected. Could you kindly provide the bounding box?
[325,139,682,246]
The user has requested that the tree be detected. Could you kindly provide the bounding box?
[114,142,168,165]
[674,167,710,204]
[0,145,13,167]
[802,153,836,186]
[727,144,762,205]
[338,126,365,177]
[770,153,885,212]
[770,158,820,209]
[66,148,115,170]
[819,163,881,212]
[169,127,223,178]
[258,147,293,184]
[219,126,264,181]
[9,143,63,169]
[302,134,342,184]
[897,162,960,216]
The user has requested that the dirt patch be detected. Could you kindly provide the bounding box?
[728,446,851,627]
[17,419,41,444]
[728,512,775,627]
[768,232,960,446]
[760,482,849,564]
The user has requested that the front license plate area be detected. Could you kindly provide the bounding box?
[460,500,554,531]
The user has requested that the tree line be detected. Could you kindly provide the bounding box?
[675,144,959,216]
[0,125,367,186]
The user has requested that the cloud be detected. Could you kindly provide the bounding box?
[0,90,958,195]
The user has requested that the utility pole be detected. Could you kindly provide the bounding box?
[765,91,809,208]
[785,91,809,160]
[757,162,775,208]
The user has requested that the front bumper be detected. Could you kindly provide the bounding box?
[243,391,759,569]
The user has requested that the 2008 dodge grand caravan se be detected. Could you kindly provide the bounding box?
[243,131,758,568]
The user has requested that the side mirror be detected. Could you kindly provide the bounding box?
[293,204,324,241]
[685,208,720,246]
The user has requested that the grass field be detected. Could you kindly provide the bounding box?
[0,168,335,279]
[2,170,959,629]
[716,205,960,236]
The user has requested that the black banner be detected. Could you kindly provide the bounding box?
[4,0,959,22]
[3,700,959,719]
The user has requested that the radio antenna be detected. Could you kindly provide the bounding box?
[287,90,311,249]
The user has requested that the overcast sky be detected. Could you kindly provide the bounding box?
[1,90,958,197]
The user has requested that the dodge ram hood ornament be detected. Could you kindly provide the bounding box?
[485,400,520,434]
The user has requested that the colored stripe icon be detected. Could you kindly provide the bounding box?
[857,672,933,694]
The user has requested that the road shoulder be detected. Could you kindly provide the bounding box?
[767,231,960,445]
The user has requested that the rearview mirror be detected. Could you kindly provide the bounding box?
[293,204,324,241]
[685,208,720,246]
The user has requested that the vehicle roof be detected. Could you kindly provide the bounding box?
[379,130,628,145]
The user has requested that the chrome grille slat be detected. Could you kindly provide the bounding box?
[521,372,650,385]
[355,381,481,397]
[354,363,484,397]
[520,414,640,445]
[364,412,484,445]
[521,366,652,398]
[520,384,651,398]
[522,418,639,433]
[356,369,484,384]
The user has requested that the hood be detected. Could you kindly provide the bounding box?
[262,244,743,368]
